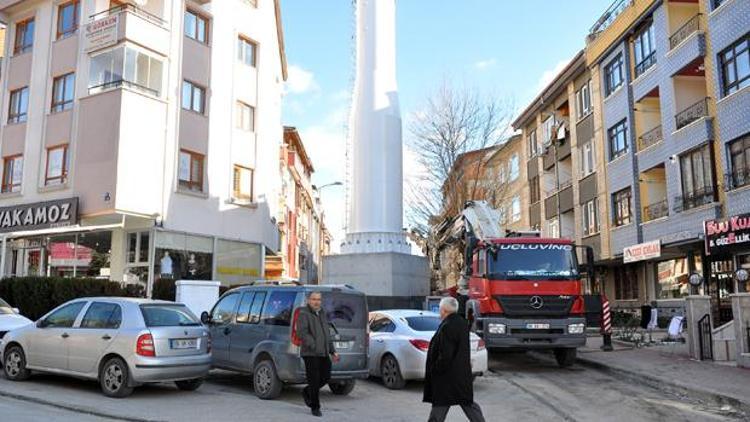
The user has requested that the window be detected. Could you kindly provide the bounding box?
[679,144,715,210]
[89,47,164,96]
[510,196,521,222]
[182,81,206,114]
[498,206,507,224]
[8,87,29,124]
[127,231,150,264]
[261,291,297,326]
[140,304,200,327]
[729,134,750,189]
[633,23,656,77]
[508,154,520,181]
[370,316,396,333]
[719,33,749,97]
[52,73,75,113]
[612,188,632,227]
[608,120,628,160]
[712,0,725,9]
[528,129,539,157]
[322,292,366,329]
[184,10,208,44]
[238,36,257,67]
[178,150,204,192]
[80,302,122,329]
[233,165,253,201]
[2,156,23,193]
[405,316,441,332]
[530,176,541,203]
[57,0,80,39]
[235,102,255,131]
[575,80,593,119]
[542,116,555,147]
[210,293,240,324]
[614,265,639,300]
[547,219,560,238]
[583,198,600,236]
[45,145,68,186]
[604,54,624,96]
[44,302,85,328]
[581,141,596,176]
[235,292,255,324]
[498,166,507,184]
[14,18,34,55]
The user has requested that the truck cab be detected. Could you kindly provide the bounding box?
[465,236,588,367]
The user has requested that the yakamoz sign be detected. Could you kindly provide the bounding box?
[623,240,661,263]
[704,213,750,255]
[0,198,79,233]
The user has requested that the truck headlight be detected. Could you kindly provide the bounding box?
[487,323,506,335]
[568,323,585,334]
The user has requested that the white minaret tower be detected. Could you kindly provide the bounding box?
[342,0,409,254]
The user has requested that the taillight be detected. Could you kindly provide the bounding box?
[136,333,155,357]
[207,334,212,354]
[477,339,486,351]
[409,339,430,352]
[291,308,302,346]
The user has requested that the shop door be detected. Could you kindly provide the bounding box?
[709,259,734,325]
[22,248,43,276]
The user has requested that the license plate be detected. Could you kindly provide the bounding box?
[526,323,550,329]
[170,338,198,349]
[334,341,350,350]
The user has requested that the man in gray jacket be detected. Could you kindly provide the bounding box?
[297,291,339,417]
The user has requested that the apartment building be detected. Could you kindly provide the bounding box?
[483,134,529,233]
[585,0,749,322]
[0,0,287,294]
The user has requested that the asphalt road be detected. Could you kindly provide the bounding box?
[0,352,742,422]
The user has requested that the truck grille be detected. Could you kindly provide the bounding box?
[495,295,575,318]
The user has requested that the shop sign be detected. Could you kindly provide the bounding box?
[84,15,119,53]
[704,213,750,255]
[0,198,79,233]
[623,240,661,263]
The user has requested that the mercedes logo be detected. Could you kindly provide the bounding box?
[529,296,544,309]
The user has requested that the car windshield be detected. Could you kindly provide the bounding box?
[405,316,441,332]
[140,304,201,327]
[0,298,13,315]
[322,292,367,329]
[488,243,579,281]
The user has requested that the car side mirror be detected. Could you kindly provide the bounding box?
[12,307,19,314]
[201,311,211,325]
[36,319,48,328]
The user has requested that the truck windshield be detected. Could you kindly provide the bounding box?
[488,243,579,280]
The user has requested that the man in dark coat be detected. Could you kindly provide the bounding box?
[423,297,485,422]
[297,291,340,417]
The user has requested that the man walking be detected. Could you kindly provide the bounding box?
[297,291,339,417]
[423,297,485,422]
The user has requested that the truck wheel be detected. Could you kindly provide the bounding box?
[329,379,356,395]
[253,359,283,400]
[554,348,577,367]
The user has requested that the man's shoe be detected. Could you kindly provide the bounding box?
[311,409,322,417]
[302,387,312,407]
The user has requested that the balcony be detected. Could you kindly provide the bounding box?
[673,186,716,212]
[643,199,668,222]
[86,4,170,56]
[669,14,701,50]
[589,0,633,39]
[675,97,709,130]
[638,125,662,151]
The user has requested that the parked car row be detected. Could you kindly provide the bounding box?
[0,284,487,399]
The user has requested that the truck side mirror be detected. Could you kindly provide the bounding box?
[464,236,478,277]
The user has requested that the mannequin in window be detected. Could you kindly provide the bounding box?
[187,253,198,279]
[160,251,173,278]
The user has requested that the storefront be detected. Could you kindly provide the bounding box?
[704,213,750,323]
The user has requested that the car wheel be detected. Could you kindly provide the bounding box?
[3,345,31,381]
[175,378,204,391]
[253,359,282,400]
[329,379,356,395]
[380,354,406,390]
[99,357,134,398]
[554,348,577,368]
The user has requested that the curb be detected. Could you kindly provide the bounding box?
[574,355,750,418]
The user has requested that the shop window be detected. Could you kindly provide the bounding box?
[45,145,68,186]
[14,17,34,55]
[8,87,29,124]
[614,265,639,300]
[51,73,75,113]
[154,231,213,281]
[738,254,750,293]
[57,0,80,40]
[235,101,255,131]
[127,231,150,264]
[656,257,698,299]
[233,165,253,201]
[261,291,297,326]
[89,47,164,96]
[182,81,206,114]
[237,36,257,67]
[2,155,23,193]
[46,231,112,278]
[178,150,204,192]
[184,10,208,44]
[612,188,632,227]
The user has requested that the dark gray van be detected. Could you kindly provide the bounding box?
[201,283,369,399]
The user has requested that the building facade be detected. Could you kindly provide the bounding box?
[0,0,288,293]
[484,134,529,233]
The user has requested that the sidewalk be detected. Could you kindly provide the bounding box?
[577,335,750,414]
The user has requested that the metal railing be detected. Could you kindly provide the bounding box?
[643,199,668,222]
[634,51,656,78]
[673,185,716,212]
[637,125,662,151]
[88,80,159,97]
[89,3,166,26]
[669,14,701,50]
[675,97,709,130]
[589,0,633,38]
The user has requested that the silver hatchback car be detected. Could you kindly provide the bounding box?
[1,297,210,398]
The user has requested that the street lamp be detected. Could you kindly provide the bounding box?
[314,181,343,191]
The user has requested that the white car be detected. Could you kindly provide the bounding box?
[0,298,32,340]
[368,310,488,389]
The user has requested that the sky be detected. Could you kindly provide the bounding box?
[279,0,613,251]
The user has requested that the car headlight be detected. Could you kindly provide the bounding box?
[568,323,585,334]
[487,323,506,335]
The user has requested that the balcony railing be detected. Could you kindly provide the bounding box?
[637,125,663,151]
[669,14,701,50]
[589,0,633,38]
[675,97,709,130]
[673,186,716,212]
[89,3,167,26]
[726,168,750,191]
[643,199,668,222]
[634,51,656,78]
[88,80,159,97]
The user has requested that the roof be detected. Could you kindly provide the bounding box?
[283,126,314,172]
[486,134,523,162]
[273,0,288,81]
[512,50,587,130]
[67,297,177,305]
